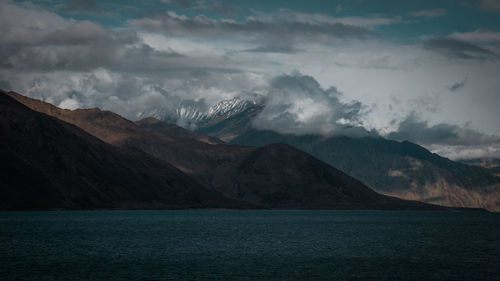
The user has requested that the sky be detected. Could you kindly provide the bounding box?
[1,0,500,159]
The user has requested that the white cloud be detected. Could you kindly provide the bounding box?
[251,73,368,136]
[449,30,500,43]
[59,97,81,110]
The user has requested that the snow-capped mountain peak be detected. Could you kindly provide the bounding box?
[174,96,260,126]
[176,103,206,123]
[206,97,256,120]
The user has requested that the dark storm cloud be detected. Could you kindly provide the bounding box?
[423,37,497,60]
[388,112,500,146]
[0,3,201,73]
[0,2,138,71]
[1,0,499,157]
[129,11,376,45]
[251,73,370,136]
[1,42,194,72]
[0,19,139,71]
[5,20,135,46]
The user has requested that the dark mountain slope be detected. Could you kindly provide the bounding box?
[6,90,252,188]
[210,143,437,209]
[0,92,240,209]
[230,129,500,211]
[461,158,500,177]
[4,90,446,210]
[196,105,263,142]
[136,117,224,144]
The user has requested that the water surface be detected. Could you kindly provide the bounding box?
[1,210,499,280]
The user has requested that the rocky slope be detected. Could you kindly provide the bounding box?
[461,158,500,177]
[4,90,444,210]
[136,117,224,144]
[0,92,241,209]
[158,96,500,211]
[229,129,500,211]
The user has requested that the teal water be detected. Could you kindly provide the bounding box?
[1,210,499,281]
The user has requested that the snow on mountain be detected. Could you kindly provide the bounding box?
[206,97,257,121]
[176,96,260,127]
[136,95,262,129]
[176,103,206,123]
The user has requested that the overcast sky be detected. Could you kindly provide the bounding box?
[1,0,500,159]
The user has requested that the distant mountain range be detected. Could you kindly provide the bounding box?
[173,96,500,211]
[2,90,442,210]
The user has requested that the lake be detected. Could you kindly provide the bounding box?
[1,210,499,280]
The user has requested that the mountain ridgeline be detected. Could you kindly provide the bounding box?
[166,96,500,211]
[0,92,242,209]
[1,90,445,210]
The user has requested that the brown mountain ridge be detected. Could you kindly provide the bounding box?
[0,92,243,209]
[2,90,448,210]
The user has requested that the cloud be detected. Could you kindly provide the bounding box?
[409,8,447,18]
[1,0,500,156]
[431,144,500,160]
[449,79,466,91]
[408,95,441,113]
[0,2,234,73]
[422,37,497,59]
[129,10,377,47]
[251,73,369,136]
[387,112,500,146]
[243,45,300,54]
[480,0,500,12]
[59,96,82,110]
[271,9,399,28]
[449,29,500,43]
[1,68,182,119]
[0,2,145,71]
[0,1,69,41]
[1,65,268,121]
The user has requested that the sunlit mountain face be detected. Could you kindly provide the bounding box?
[1,0,500,160]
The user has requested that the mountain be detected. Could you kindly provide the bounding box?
[202,97,259,124]
[228,130,500,211]
[207,142,439,209]
[460,158,500,176]
[4,90,445,210]
[170,98,500,211]
[136,117,224,144]
[197,104,263,142]
[0,91,241,210]
[165,96,263,141]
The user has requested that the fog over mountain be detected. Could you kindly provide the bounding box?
[1,0,500,159]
